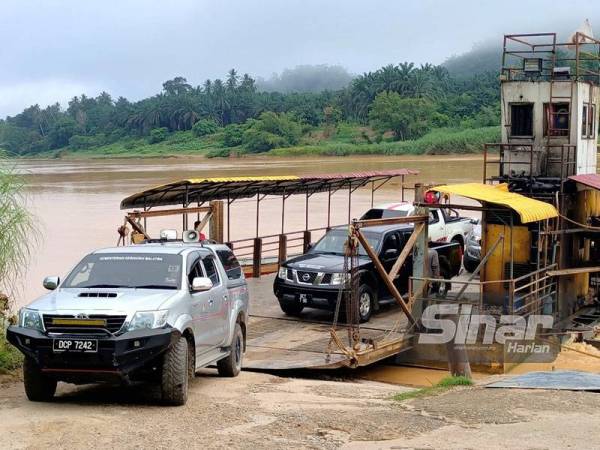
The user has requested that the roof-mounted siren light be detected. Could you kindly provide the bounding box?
[182,230,200,243]
[424,190,440,204]
[159,229,177,240]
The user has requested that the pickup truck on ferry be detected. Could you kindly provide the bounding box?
[274,223,462,322]
[361,202,475,250]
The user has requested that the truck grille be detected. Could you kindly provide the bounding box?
[296,270,318,284]
[43,314,127,334]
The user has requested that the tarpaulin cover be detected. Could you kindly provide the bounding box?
[486,370,600,391]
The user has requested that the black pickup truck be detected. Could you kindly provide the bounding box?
[273,224,462,322]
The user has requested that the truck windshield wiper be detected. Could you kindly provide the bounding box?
[134,284,177,290]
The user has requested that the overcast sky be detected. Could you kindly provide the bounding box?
[0,0,597,118]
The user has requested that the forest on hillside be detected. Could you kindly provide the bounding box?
[0,60,501,158]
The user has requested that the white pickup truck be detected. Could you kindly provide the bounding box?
[361,202,475,250]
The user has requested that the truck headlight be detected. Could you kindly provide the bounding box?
[278,267,287,279]
[330,273,349,285]
[19,308,44,331]
[127,310,169,331]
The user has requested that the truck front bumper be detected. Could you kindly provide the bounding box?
[274,278,340,310]
[6,325,179,382]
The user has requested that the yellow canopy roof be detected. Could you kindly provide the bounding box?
[431,183,558,223]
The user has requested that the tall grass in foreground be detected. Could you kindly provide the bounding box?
[0,154,35,371]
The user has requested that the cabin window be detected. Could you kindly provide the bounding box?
[583,103,596,139]
[544,103,570,137]
[510,103,534,137]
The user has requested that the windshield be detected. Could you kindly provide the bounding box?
[361,208,410,220]
[310,229,381,257]
[62,253,182,290]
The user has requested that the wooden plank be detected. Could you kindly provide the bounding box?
[355,228,417,326]
[388,222,424,282]
[548,266,600,276]
[353,215,428,228]
[252,238,262,278]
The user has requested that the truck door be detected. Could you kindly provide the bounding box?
[200,255,228,346]
[186,252,217,356]
[380,232,401,297]
[428,209,445,243]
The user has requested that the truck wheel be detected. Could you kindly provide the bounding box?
[464,258,479,273]
[217,323,243,377]
[161,336,189,406]
[23,357,57,402]
[357,284,375,323]
[278,298,304,316]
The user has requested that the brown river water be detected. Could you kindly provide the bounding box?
[11,154,486,309]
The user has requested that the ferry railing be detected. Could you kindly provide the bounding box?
[483,143,576,182]
[409,263,558,319]
[226,226,336,277]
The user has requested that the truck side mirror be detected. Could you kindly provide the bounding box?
[191,277,213,292]
[43,276,60,290]
[384,249,399,260]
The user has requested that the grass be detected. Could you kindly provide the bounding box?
[269,126,500,157]
[392,375,473,402]
[26,124,500,159]
[0,328,22,373]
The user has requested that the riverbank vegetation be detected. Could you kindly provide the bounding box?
[0,156,34,371]
[0,62,500,159]
[393,375,473,402]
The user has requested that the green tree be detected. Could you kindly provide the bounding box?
[148,127,169,144]
[192,119,219,137]
[242,112,302,152]
[368,92,434,140]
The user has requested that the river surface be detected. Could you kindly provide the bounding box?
[12,155,486,308]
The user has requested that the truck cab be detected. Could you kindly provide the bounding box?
[7,243,249,405]
[361,202,474,249]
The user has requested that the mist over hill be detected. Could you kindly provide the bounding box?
[443,41,501,79]
[257,65,355,93]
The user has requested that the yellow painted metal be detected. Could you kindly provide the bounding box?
[52,318,107,327]
[483,223,531,302]
[432,183,558,223]
[186,175,300,183]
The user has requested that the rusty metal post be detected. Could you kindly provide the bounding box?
[209,200,224,243]
[303,231,312,254]
[401,175,405,202]
[278,234,287,264]
[347,182,352,224]
[327,186,332,229]
[256,191,260,238]
[305,190,309,230]
[227,195,231,242]
[281,191,286,234]
[252,238,262,278]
